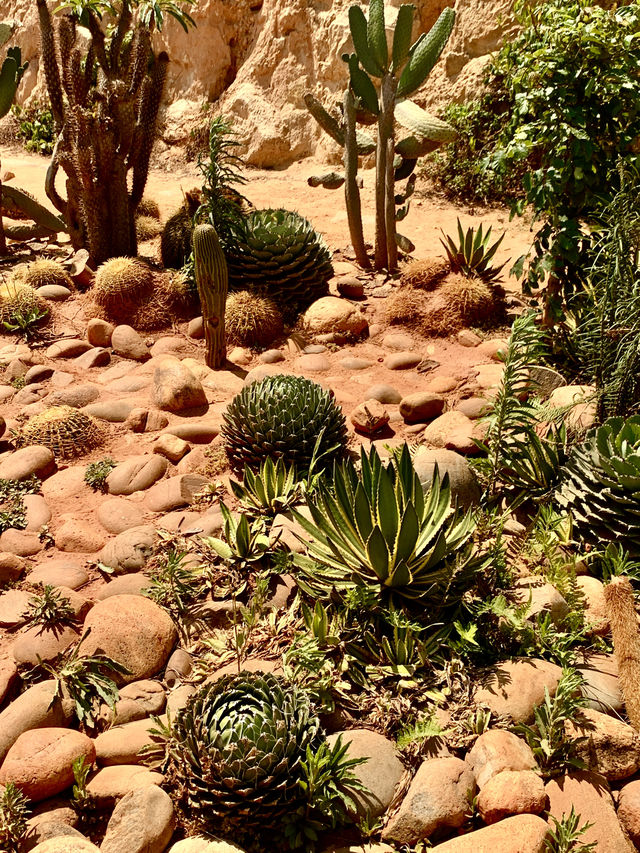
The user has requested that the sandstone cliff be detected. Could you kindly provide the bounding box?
[0,0,514,166]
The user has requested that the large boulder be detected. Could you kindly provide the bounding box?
[412,447,481,509]
[473,658,562,723]
[0,680,75,762]
[152,359,207,413]
[565,707,640,781]
[100,785,175,853]
[476,770,546,824]
[302,297,368,336]
[428,814,549,852]
[382,757,475,845]
[0,728,96,802]
[81,595,177,684]
[97,526,158,574]
[467,730,537,789]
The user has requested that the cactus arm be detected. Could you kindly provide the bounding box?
[347,54,379,115]
[344,88,370,269]
[3,222,58,240]
[304,93,346,146]
[396,7,455,99]
[367,0,388,73]
[110,0,132,73]
[194,223,228,370]
[395,99,457,143]
[130,50,169,209]
[0,55,18,117]
[36,0,64,128]
[348,5,383,77]
[391,4,415,74]
[2,185,68,233]
[308,173,345,189]
[382,74,398,271]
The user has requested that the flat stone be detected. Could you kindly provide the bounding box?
[24,365,55,385]
[577,653,623,713]
[159,421,220,443]
[0,680,75,763]
[258,349,285,364]
[566,707,640,780]
[36,285,71,301]
[350,399,389,435]
[296,353,330,372]
[95,717,163,766]
[384,351,421,370]
[527,365,566,398]
[45,340,92,359]
[0,589,32,627]
[399,392,446,423]
[94,573,152,600]
[96,498,145,534]
[87,765,164,807]
[0,552,26,583]
[336,276,364,299]
[12,624,81,667]
[340,357,373,370]
[54,519,106,553]
[513,577,570,625]
[144,474,208,513]
[82,400,136,423]
[455,397,490,419]
[41,467,88,501]
[98,525,158,574]
[28,562,89,590]
[28,839,99,852]
[73,348,111,369]
[0,529,44,556]
[364,384,402,405]
[23,494,52,530]
[382,332,415,351]
[382,757,475,845]
[100,785,175,853]
[428,814,549,852]
[0,445,55,480]
[106,456,168,495]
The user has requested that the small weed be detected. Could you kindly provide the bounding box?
[23,585,76,631]
[9,375,26,390]
[0,782,30,852]
[545,806,596,852]
[2,306,49,340]
[13,100,55,155]
[84,458,116,492]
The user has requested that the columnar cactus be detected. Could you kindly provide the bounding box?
[0,26,28,255]
[194,223,228,369]
[305,2,456,271]
[604,577,640,731]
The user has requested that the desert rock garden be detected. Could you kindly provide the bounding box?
[1,0,640,852]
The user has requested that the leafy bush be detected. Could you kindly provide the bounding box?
[84,458,116,492]
[13,100,55,155]
[491,0,640,314]
[0,782,30,852]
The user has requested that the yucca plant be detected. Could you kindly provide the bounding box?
[164,672,363,846]
[556,415,640,555]
[225,209,333,320]
[222,374,348,473]
[440,218,507,283]
[293,444,483,608]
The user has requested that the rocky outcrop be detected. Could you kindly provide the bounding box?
[3,0,516,167]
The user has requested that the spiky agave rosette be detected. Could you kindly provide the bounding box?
[166,672,323,842]
[221,374,348,472]
[556,415,640,554]
[225,209,333,320]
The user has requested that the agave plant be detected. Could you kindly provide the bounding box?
[165,672,363,845]
[204,503,271,573]
[556,415,640,555]
[440,218,506,284]
[293,444,483,607]
[225,209,333,320]
[221,374,348,473]
[231,456,304,518]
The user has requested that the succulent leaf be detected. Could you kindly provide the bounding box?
[348,5,383,76]
[392,4,416,73]
[366,0,388,73]
[397,7,455,98]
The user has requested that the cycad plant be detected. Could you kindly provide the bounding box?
[440,218,507,284]
[293,444,483,608]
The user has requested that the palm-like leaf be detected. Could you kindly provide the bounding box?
[293,444,483,607]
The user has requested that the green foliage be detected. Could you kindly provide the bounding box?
[70,756,93,824]
[57,0,195,32]
[144,549,205,638]
[221,374,348,474]
[595,543,640,584]
[0,476,41,500]
[439,218,506,284]
[42,629,129,729]
[293,443,483,609]
[231,456,303,518]
[13,100,55,155]
[225,209,334,320]
[196,115,248,245]
[556,416,640,557]
[0,475,40,536]
[545,807,596,853]
[84,458,115,492]
[561,162,640,419]
[515,669,588,777]
[0,782,30,853]
[490,0,640,305]
[0,45,27,120]
[2,305,48,339]
[474,313,561,502]
[396,712,445,749]
[204,503,271,573]
[165,672,362,847]
[23,584,76,630]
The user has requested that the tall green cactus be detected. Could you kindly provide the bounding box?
[0,32,27,255]
[194,223,228,369]
[306,3,456,271]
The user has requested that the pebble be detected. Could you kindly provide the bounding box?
[186,317,204,339]
[340,357,373,370]
[384,351,422,370]
[258,349,285,364]
[45,339,92,359]
[36,285,71,301]
[399,392,446,424]
[336,276,364,299]
[457,329,482,347]
[73,347,111,369]
[87,319,114,348]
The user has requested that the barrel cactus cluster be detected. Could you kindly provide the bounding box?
[0,281,49,327]
[15,406,105,459]
[221,374,348,472]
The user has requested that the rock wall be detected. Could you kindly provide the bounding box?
[1,0,515,167]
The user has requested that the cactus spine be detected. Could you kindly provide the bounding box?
[305,3,456,271]
[604,577,640,730]
[194,223,228,369]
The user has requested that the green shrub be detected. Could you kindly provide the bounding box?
[13,100,55,155]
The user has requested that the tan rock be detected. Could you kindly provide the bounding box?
[106,455,168,496]
[86,765,165,806]
[100,785,175,853]
[12,624,81,667]
[144,474,208,513]
[467,730,537,789]
[95,716,165,765]
[382,757,475,845]
[87,318,114,348]
[476,770,546,824]
[96,498,145,535]
[566,707,640,781]
[54,519,106,553]
[303,297,368,336]
[0,728,96,802]
[618,779,640,846]
[350,399,389,435]
[152,359,207,413]
[29,839,99,852]
[428,814,549,852]
[111,326,150,361]
[0,552,26,583]
[81,595,177,684]
[423,411,479,454]
[153,434,190,462]
[546,771,635,853]
[473,658,562,723]
[577,576,609,635]
[98,525,158,574]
